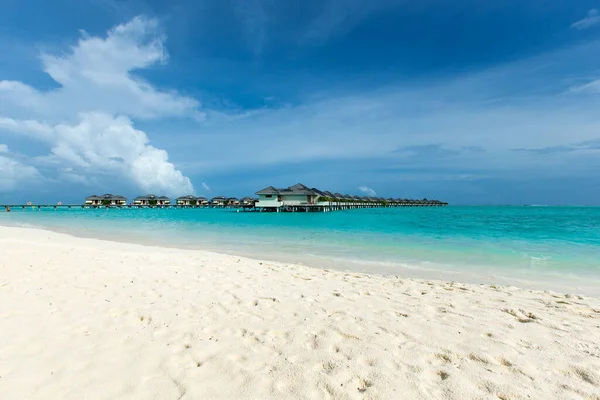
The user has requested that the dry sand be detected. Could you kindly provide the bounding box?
[1,225,599,400]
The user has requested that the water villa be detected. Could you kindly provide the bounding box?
[85,194,127,206]
[211,196,228,206]
[241,197,258,207]
[176,195,196,206]
[3,187,446,211]
[255,183,447,212]
[132,194,170,206]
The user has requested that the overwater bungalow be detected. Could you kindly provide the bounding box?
[84,194,127,206]
[311,188,326,198]
[132,194,170,206]
[322,191,337,201]
[176,195,197,206]
[211,196,228,206]
[196,196,209,206]
[240,197,258,206]
[77,186,445,212]
[256,183,320,210]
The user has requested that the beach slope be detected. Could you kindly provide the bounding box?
[1,226,599,399]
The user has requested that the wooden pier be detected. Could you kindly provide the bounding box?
[3,185,447,213]
[2,199,447,212]
[1,204,253,210]
[254,184,448,212]
[254,199,448,213]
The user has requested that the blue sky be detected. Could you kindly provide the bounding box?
[1,0,600,205]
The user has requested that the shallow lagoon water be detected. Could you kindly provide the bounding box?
[2,206,600,294]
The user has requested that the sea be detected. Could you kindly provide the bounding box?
[2,206,600,295]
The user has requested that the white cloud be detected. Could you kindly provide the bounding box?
[201,182,211,192]
[166,38,600,178]
[0,155,41,193]
[0,144,8,153]
[0,16,201,121]
[569,78,600,94]
[0,116,54,139]
[3,113,194,196]
[0,17,198,196]
[572,9,600,30]
[358,186,376,196]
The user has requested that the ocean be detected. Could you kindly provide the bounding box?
[2,206,599,295]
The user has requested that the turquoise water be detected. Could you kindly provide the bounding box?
[2,206,600,294]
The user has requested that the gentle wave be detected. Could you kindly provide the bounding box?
[2,206,599,294]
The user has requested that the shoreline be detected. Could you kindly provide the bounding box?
[2,221,599,297]
[1,225,600,399]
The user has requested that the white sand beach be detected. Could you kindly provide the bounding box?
[1,225,599,399]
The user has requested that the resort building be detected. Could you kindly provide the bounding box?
[76,186,445,212]
[253,183,447,212]
[240,197,258,206]
[175,196,210,206]
[211,196,228,206]
[256,183,320,209]
[176,195,197,206]
[84,194,127,206]
[196,196,209,206]
[132,194,170,206]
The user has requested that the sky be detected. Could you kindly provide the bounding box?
[1,0,600,205]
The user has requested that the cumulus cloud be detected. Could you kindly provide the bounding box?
[572,9,600,30]
[0,16,201,121]
[0,144,8,153]
[0,155,41,193]
[358,186,376,196]
[3,113,194,196]
[0,16,198,196]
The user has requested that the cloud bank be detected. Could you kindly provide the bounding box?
[0,16,197,196]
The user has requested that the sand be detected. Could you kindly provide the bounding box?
[0,226,599,400]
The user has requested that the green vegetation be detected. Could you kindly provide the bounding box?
[101,199,111,206]
[148,199,158,206]
[189,200,197,206]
